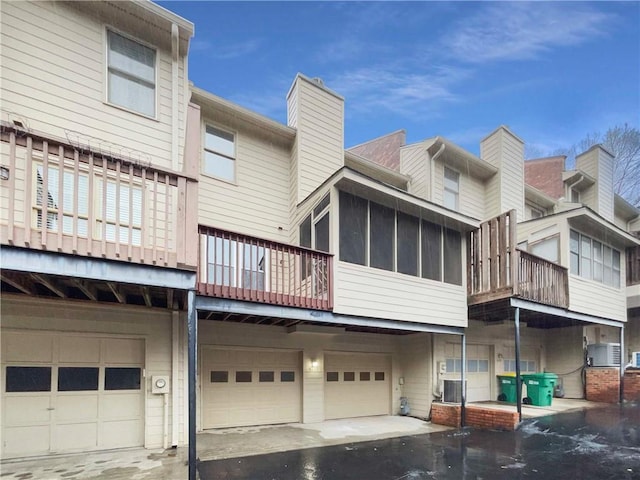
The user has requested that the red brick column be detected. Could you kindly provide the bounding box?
[623,369,640,402]
[586,367,620,403]
[431,403,461,427]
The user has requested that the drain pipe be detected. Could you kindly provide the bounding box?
[620,326,625,403]
[514,307,522,423]
[187,290,198,480]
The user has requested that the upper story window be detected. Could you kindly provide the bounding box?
[300,194,330,253]
[443,167,459,211]
[107,30,156,117]
[338,191,462,285]
[570,230,620,288]
[570,188,580,203]
[204,125,236,182]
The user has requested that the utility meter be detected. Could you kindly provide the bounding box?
[152,375,170,394]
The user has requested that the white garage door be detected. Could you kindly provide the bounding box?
[324,353,391,420]
[2,331,145,458]
[444,343,491,402]
[201,348,301,429]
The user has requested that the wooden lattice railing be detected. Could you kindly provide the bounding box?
[0,123,198,269]
[197,225,333,310]
[468,210,568,308]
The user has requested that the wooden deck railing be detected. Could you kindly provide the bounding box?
[197,226,333,310]
[628,246,640,286]
[0,123,198,269]
[516,250,569,307]
[468,210,569,308]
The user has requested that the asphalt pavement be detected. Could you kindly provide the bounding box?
[198,402,640,480]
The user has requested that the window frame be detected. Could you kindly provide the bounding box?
[443,166,460,211]
[105,28,158,119]
[202,123,237,183]
[570,229,621,288]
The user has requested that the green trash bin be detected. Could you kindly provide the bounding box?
[522,373,558,407]
[497,374,518,403]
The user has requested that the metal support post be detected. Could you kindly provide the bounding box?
[461,333,466,427]
[514,307,522,423]
[187,290,197,480]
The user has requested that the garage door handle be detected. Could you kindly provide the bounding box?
[46,407,55,411]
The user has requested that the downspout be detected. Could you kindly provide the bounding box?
[514,307,522,423]
[429,141,446,201]
[461,333,466,427]
[620,326,625,403]
[171,23,180,172]
[187,291,198,480]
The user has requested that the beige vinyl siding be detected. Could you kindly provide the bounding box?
[481,134,501,220]
[197,321,401,425]
[198,127,291,242]
[613,212,629,230]
[398,333,432,418]
[576,147,615,223]
[400,145,428,200]
[481,127,525,221]
[1,295,180,450]
[288,77,344,204]
[0,2,184,171]
[333,262,467,327]
[569,275,627,322]
[544,326,584,398]
[432,159,485,219]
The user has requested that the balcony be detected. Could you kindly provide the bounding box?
[197,226,333,310]
[468,210,569,309]
[0,123,198,270]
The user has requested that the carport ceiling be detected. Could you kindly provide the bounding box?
[199,311,416,335]
[1,270,185,309]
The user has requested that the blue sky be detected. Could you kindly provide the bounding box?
[160,1,639,157]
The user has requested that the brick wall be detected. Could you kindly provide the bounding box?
[466,406,519,431]
[430,403,519,431]
[623,369,640,402]
[586,367,620,403]
[431,403,461,427]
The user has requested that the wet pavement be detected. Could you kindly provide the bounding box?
[198,403,640,480]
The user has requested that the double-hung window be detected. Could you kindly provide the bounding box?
[107,30,156,117]
[443,167,459,211]
[204,125,236,182]
[570,230,620,288]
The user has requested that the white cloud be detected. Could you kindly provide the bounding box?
[329,64,470,117]
[445,3,614,63]
[210,39,262,60]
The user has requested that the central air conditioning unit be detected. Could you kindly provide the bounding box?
[587,343,621,367]
[442,379,466,403]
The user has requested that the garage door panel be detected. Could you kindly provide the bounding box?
[4,425,50,457]
[54,422,98,451]
[2,333,145,458]
[56,394,99,421]
[324,354,391,421]
[4,396,52,424]
[104,338,144,364]
[102,419,143,448]
[101,393,142,420]
[58,337,101,363]
[2,332,54,363]
[201,348,301,429]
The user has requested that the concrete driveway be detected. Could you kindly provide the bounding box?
[199,403,640,480]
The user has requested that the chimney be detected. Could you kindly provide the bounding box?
[575,145,615,222]
[287,74,344,204]
[480,126,525,221]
